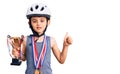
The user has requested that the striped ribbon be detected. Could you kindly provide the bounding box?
[32,35,47,69]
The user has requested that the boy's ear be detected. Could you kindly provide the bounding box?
[47,20,50,26]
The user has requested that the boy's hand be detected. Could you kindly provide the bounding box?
[12,48,20,58]
[64,32,73,46]
[10,37,21,58]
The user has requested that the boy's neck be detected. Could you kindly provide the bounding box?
[34,35,44,42]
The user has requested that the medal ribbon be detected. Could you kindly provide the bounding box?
[7,36,13,58]
[32,35,47,69]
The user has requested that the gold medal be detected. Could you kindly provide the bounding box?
[34,69,39,74]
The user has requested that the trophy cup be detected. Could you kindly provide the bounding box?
[7,35,24,66]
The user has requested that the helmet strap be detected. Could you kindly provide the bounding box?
[29,23,48,37]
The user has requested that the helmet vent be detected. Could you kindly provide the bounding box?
[30,7,33,11]
[40,7,44,11]
[35,5,39,9]
[26,3,51,19]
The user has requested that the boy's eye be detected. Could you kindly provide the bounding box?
[40,20,44,22]
[32,20,37,23]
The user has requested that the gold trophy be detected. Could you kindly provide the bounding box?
[7,35,24,66]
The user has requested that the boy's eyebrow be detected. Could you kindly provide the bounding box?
[31,18,37,21]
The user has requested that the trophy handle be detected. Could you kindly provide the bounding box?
[21,35,24,39]
[7,35,11,38]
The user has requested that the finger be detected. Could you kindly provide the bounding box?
[12,49,17,56]
[67,36,72,44]
[12,48,20,58]
[11,40,15,48]
[64,32,68,41]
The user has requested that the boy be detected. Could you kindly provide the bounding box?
[12,3,72,74]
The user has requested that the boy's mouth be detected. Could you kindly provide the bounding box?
[37,27,42,29]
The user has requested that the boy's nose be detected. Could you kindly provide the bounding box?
[37,21,41,25]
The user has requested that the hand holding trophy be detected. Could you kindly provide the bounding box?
[7,35,24,66]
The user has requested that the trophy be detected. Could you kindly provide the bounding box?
[7,35,24,66]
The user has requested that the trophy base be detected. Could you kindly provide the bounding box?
[11,58,22,66]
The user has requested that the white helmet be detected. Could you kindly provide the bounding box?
[26,3,51,19]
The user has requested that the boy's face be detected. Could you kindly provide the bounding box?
[30,16,50,35]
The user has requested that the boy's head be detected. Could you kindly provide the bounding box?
[26,3,51,37]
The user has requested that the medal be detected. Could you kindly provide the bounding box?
[34,69,42,74]
[34,69,40,74]
[32,35,47,73]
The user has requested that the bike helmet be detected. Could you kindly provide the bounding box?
[26,3,51,19]
[26,3,51,37]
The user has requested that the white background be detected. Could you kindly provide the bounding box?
[0,0,120,74]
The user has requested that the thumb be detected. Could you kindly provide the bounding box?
[64,32,68,41]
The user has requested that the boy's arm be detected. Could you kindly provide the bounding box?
[20,36,27,61]
[51,33,72,64]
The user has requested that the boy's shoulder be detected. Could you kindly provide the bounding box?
[46,35,54,40]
